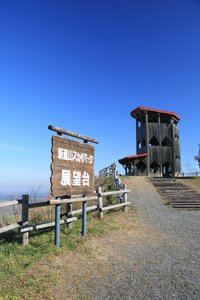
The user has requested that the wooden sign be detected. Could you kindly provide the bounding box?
[51,135,95,197]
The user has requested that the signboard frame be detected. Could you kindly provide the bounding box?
[51,134,95,197]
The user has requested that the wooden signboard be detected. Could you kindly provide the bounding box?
[51,134,95,197]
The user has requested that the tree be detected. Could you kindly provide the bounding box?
[29,183,43,203]
[194,144,200,167]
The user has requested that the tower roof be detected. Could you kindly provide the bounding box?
[130,107,181,121]
[119,153,149,164]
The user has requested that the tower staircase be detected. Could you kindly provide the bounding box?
[149,178,200,210]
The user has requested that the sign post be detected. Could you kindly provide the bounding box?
[82,196,87,237]
[49,125,98,248]
[55,204,60,248]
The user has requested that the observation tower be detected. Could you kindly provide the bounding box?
[118,107,181,177]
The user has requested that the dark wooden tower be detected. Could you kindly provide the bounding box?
[119,107,181,177]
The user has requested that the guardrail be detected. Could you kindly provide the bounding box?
[0,184,130,248]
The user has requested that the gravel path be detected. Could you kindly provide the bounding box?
[52,177,200,300]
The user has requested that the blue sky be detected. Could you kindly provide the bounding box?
[0,0,200,193]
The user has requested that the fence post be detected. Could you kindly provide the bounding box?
[67,196,72,229]
[123,184,128,213]
[97,187,103,219]
[22,194,29,245]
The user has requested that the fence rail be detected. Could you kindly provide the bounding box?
[181,171,200,177]
[99,163,130,212]
[0,199,22,208]
[0,168,130,248]
[99,162,128,205]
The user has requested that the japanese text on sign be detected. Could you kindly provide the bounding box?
[60,170,90,187]
[58,148,93,164]
[51,134,95,197]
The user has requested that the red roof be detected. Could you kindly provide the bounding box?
[119,153,149,163]
[130,107,181,121]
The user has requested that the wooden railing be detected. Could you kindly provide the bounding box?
[181,171,200,177]
[99,163,129,207]
[99,163,119,178]
[0,183,130,248]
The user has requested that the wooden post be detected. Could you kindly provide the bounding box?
[123,184,128,212]
[97,187,103,219]
[22,194,29,245]
[55,204,60,248]
[82,196,87,237]
[67,196,72,229]
[145,111,150,177]
[158,113,162,177]
[171,119,175,177]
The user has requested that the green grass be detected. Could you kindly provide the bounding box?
[0,213,86,298]
[0,176,129,299]
[0,209,128,299]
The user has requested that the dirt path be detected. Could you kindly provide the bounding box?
[33,177,200,299]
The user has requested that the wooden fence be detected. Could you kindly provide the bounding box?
[99,163,128,207]
[181,171,200,177]
[0,179,130,248]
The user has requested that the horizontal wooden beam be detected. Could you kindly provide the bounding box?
[48,125,99,144]
[20,217,77,232]
[101,189,130,196]
[48,196,98,205]
[0,199,22,208]
[72,205,98,215]
[0,222,21,234]
[102,202,131,211]
[47,189,130,205]
[25,201,49,209]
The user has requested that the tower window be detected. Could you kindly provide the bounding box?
[149,136,159,146]
[136,161,146,173]
[161,137,171,146]
[150,161,160,173]
[142,138,146,147]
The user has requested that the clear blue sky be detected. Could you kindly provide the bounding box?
[0,0,200,193]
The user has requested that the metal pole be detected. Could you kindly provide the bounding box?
[55,204,60,248]
[82,196,87,237]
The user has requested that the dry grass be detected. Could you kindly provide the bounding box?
[175,177,200,193]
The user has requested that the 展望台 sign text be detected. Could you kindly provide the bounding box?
[51,135,95,197]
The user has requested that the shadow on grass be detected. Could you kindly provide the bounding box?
[176,177,200,180]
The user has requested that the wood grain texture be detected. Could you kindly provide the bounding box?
[48,125,99,144]
[21,194,29,245]
[20,217,77,232]
[48,195,98,205]
[0,222,21,234]
[0,199,22,208]
[102,202,131,211]
[51,135,95,197]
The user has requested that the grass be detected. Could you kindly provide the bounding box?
[95,176,117,206]
[0,209,132,299]
[0,176,131,299]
